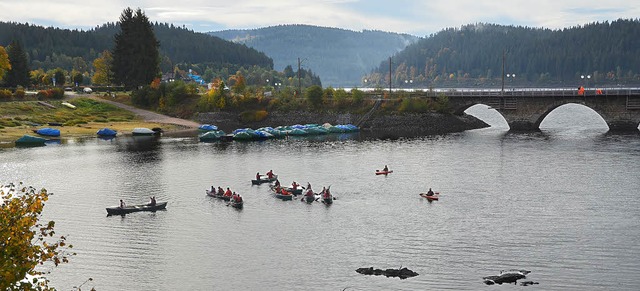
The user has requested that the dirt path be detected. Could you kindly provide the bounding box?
[69,93,200,129]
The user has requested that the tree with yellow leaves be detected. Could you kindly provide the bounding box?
[0,182,75,290]
[0,46,11,82]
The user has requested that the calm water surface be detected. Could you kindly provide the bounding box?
[1,105,639,290]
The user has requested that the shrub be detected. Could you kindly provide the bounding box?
[14,89,26,99]
[239,110,268,123]
[0,89,12,99]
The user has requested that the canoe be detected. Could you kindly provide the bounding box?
[106,201,167,215]
[275,193,293,201]
[251,175,278,185]
[61,102,76,109]
[34,127,61,137]
[375,170,393,175]
[132,127,160,136]
[420,193,439,201]
[15,134,47,146]
[230,200,243,209]
[97,128,117,137]
[303,195,315,203]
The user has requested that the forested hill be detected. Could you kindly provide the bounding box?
[210,25,419,87]
[367,19,640,87]
[0,21,273,72]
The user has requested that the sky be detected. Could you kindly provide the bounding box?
[0,0,638,36]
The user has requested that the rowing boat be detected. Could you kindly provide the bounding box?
[106,201,167,215]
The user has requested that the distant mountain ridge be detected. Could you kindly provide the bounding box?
[0,21,273,73]
[368,19,640,87]
[210,24,419,87]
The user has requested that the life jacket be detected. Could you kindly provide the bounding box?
[224,190,232,197]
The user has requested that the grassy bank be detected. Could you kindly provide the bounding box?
[0,98,180,143]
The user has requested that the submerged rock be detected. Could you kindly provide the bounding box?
[356,267,419,279]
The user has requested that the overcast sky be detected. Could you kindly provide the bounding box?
[1,0,638,36]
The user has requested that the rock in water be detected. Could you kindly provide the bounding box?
[356,267,418,279]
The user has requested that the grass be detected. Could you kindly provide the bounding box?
[0,98,180,143]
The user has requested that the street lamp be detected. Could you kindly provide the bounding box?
[404,79,413,86]
[506,73,515,91]
[581,74,591,88]
[275,82,282,91]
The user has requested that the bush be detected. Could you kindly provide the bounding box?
[0,89,12,99]
[239,110,268,123]
[14,89,25,99]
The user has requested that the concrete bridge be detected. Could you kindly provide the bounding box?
[376,88,640,131]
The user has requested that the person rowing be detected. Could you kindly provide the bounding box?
[383,165,389,172]
[426,188,434,196]
[266,170,274,179]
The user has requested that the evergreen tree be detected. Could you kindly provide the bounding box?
[111,8,160,89]
[5,40,30,88]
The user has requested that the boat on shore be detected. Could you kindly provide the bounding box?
[106,201,167,215]
[132,127,161,136]
[34,127,61,137]
[15,134,47,147]
[97,128,117,137]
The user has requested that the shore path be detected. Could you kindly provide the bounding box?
[69,93,200,129]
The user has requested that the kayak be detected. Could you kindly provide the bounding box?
[420,193,440,201]
[375,170,393,175]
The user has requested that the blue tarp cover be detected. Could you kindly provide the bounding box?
[97,128,117,137]
[36,127,60,137]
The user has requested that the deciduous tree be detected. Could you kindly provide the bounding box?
[0,182,74,290]
[92,50,113,85]
[0,46,11,83]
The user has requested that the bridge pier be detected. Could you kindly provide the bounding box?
[607,119,640,132]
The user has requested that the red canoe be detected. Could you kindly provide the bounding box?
[420,193,439,201]
[375,170,393,175]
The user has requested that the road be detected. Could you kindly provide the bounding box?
[67,93,200,129]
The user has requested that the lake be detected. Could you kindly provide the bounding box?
[1,104,639,290]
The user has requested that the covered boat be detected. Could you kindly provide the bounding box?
[106,201,167,215]
[34,127,60,137]
[199,130,226,142]
[198,124,218,132]
[15,134,47,146]
[132,127,160,136]
[97,128,117,137]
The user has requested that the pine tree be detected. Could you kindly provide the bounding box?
[5,40,30,88]
[111,8,160,89]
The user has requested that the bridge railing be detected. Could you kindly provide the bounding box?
[363,88,640,99]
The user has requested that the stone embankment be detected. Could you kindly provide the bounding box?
[196,111,489,138]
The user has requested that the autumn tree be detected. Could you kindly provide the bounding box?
[0,46,11,83]
[5,40,30,88]
[111,7,160,89]
[0,182,74,290]
[92,50,113,85]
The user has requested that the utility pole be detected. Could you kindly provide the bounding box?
[389,57,392,96]
[298,57,301,98]
[501,49,505,96]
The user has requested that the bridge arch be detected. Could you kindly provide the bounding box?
[533,101,608,130]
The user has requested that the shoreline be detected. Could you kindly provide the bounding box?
[1,96,489,146]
